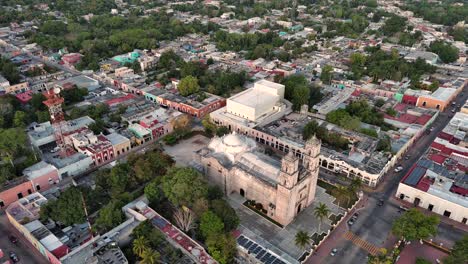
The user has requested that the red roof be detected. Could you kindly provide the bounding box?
[394,103,406,112]
[416,176,433,192]
[15,90,33,103]
[428,154,447,165]
[415,114,432,125]
[437,131,454,141]
[450,185,468,196]
[351,89,361,96]
[396,113,418,124]
[105,94,136,106]
[51,244,69,259]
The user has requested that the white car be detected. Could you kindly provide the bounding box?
[394,166,403,172]
[330,248,338,256]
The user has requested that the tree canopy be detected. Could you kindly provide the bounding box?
[429,41,459,63]
[40,186,87,226]
[161,167,208,207]
[444,235,468,264]
[178,75,200,96]
[391,208,439,241]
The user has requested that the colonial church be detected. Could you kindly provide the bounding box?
[197,132,321,226]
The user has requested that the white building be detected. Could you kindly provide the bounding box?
[396,159,467,225]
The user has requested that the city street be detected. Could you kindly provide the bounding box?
[308,87,468,264]
[0,211,48,264]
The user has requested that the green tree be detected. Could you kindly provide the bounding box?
[140,249,160,264]
[200,210,224,238]
[36,111,50,123]
[0,128,27,167]
[202,114,217,136]
[444,236,468,264]
[320,65,334,84]
[30,93,47,111]
[13,111,27,127]
[39,187,87,226]
[415,258,431,264]
[295,230,312,250]
[161,167,208,207]
[429,41,459,63]
[210,199,239,232]
[133,236,150,257]
[314,202,330,232]
[144,180,165,205]
[95,200,125,232]
[178,75,200,96]
[206,233,237,264]
[391,208,439,241]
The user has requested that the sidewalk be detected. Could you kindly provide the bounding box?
[305,194,369,263]
[391,197,468,233]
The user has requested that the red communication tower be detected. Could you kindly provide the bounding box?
[43,87,75,157]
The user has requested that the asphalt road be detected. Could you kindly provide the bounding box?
[316,87,468,264]
[0,211,48,264]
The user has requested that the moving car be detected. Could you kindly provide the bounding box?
[330,248,338,256]
[9,251,19,263]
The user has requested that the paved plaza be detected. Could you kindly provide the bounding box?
[228,187,346,262]
[163,134,210,166]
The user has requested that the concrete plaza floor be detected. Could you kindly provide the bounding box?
[163,134,210,166]
[398,242,448,264]
[228,187,346,261]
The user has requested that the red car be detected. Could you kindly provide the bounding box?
[9,236,18,244]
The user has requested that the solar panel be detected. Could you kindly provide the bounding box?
[404,166,426,186]
[257,250,266,258]
[249,244,258,251]
[254,247,261,254]
[245,241,253,248]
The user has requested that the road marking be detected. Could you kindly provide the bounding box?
[343,231,382,255]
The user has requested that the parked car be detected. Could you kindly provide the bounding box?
[378,199,384,206]
[398,206,409,212]
[330,248,338,256]
[9,251,19,263]
[351,213,359,220]
[9,236,18,244]
[347,219,354,226]
[394,166,403,172]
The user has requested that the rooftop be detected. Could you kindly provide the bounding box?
[23,161,58,180]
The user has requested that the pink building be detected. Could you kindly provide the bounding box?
[0,162,60,209]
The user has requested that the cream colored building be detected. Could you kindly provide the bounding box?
[396,161,467,225]
[226,79,286,122]
[105,133,131,156]
[197,132,321,226]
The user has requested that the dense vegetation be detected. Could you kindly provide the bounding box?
[0,56,21,84]
[144,166,239,264]
[429,41,459,63]
[349,47,436,85]
[303,120,350,151]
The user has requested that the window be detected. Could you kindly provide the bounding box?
[443,210,451,217]
[0,200,4,207]
[36,185,41,191]
[462,218,467,224]
[428,204,434,211]
[17,193,23,199]
[28,189,32,194]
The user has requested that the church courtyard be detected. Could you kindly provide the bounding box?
[228,187,346,261]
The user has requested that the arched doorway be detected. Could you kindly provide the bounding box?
[240,188,245,197]
[297,204,302,214]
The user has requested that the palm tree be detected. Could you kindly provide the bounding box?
[314,203,330,232]
[334,185,349,208]
[133,236,149,258]
[350,178,362,193]
[140,249,160,264]
[295,230,312,250]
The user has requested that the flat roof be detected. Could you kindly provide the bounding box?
[229,88,278,108]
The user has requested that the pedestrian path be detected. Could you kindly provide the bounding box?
[343,231,381,255]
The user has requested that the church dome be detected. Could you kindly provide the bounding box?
[208,132,256,163]
[223,133,246,147]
